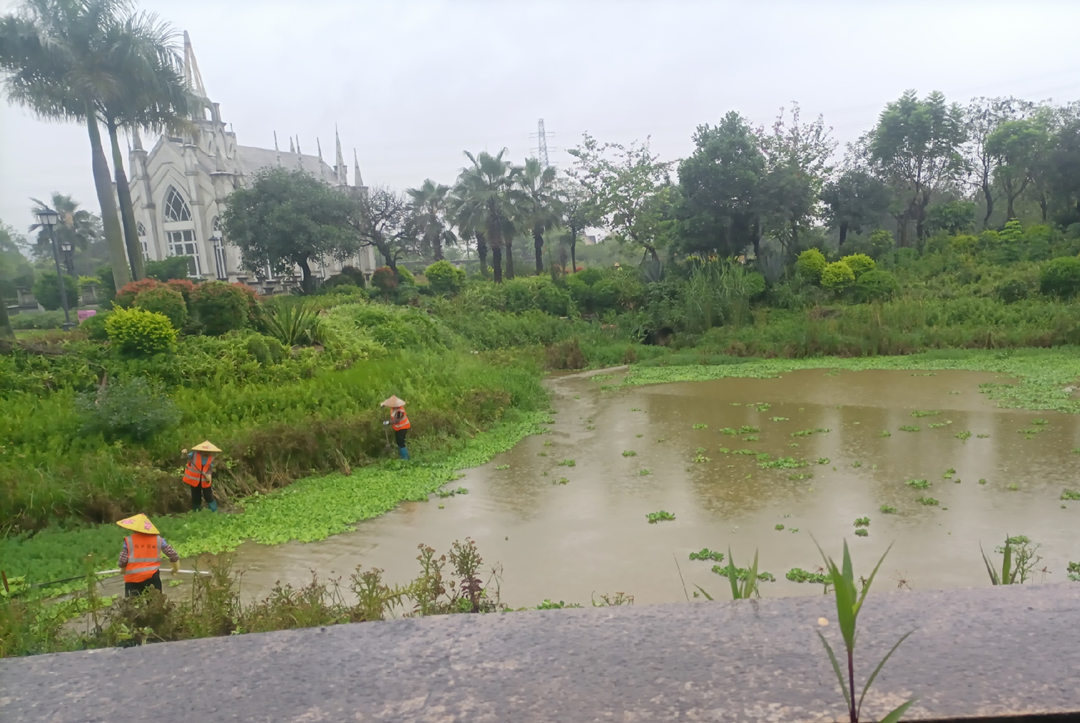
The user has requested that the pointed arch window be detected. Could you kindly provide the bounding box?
[211,217,227,280]
[162,186,201,276]
[137,222,150,260]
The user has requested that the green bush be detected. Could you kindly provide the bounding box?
[31,272,79,311]
[80,311,111,340]
[145,256,193,281]
[165,278,197,309]
[370,266,398,297]
[839,253,875,279]
[424,260,466,296]
[1039,257,1080,298]
[322,266,367,290]
[244,333,287,365]
[105,306,177,356]
[795,248,827,284]
[75,376,180,442]
[190,281,251,335]
[134,285,188,331]
[852,269,899,302]
[820,261,855,293]
[996,274,1035,304]
[114,278,163,308]
[8,310,66,330]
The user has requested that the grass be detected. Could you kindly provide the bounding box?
[646,510,675,524]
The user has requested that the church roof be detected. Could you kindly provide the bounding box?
[236,145,342,185]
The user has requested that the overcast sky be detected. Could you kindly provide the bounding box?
[3,0,1080,237]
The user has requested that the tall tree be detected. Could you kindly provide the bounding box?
[821,168,891,247]
[964,97,1031,227]
[869,90,967,245]
[1039,103,1080,225]
[676,112,765,258]
[451,149,520,283]
[517,158,561,274]
[568,133,673,268]
[986,115,1051,221]
[759,104,835,253]
[0,222,32,344]
[221,167,356,293]
[350,187,416,271]
[407,179,454,262]
[27,193,103,274]
[98,11,191,281]
[556,178,596,274]
[0,0,139,288]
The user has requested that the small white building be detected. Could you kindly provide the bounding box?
[126,33,375,290]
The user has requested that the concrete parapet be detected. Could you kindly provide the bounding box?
[1,583,1077,721]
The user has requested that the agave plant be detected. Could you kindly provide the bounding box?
[257,298,323,347]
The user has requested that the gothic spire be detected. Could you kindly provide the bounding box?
[335,126,346,185]
[316,137,323,163]
[353,148,364,188]
[182,31,208,99]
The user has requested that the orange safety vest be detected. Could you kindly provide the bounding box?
[391,407,410,431]
[183,451,213,488]
[123,533,162,583]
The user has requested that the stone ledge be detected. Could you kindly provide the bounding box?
[1,583,1078,722]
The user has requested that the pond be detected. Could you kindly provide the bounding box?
[231,367,1079,607]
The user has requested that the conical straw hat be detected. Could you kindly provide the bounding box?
[380,395,406,408]
[116,513,160,535]
[191,440,222,453]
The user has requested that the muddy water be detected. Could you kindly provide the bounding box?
[230,368,1080,608]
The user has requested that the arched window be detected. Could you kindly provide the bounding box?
[211,216,227,280]
[162,185,200,275]
[137,221,149,260]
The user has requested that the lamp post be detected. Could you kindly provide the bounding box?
[60,238,74,277]
[35,207,73,330]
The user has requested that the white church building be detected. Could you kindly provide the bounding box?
[126,33,376,290]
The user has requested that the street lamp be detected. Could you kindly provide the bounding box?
[60,238,74,277]
[35,207,73,330]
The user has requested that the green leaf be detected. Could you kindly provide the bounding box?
[879,699,916,723]
[857,629,913,719]
[816,629,852,711]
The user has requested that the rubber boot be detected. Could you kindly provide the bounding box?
[192,500,201,512]
[208,500,218,512]
[399,447,410,461]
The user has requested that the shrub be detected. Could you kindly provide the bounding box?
[105,306,177,356]
[370,266,398,297]
[820,261,855,293]
[795,248,827,284]
[190,281,251,335]
[1039,257,1080,298]
[424,260,466,295]
[322,265,367,290]
[133,285,187,331]
[80,310,111,340]
[145,256,193,281]
[244,333,287,365]
[31,272,79,311]
[95,265,116,303]
[397,266,416,286]
[114,278,163,308]
[9,310,65,330]
[853,269,899,302]
[165,278,197,309]
[995,275,1035,304]
[839,253,875,279]
[75,376,180,442]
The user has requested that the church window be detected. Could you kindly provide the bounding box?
[167,229,202,276]
[211,217,227,280]
[137,222,149,259]
[164,187,191,222]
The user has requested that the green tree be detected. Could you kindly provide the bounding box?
[0,223,31,342]
[407,178,455,262]
[964,97,1032,227]
[821,168,892,247]
[869,90,967,245]
[1043,105,1080,226]
[28,193,103,275]
[569,132,673,269]
[986,115,1052,221]
[677,112,765,259]
[556,177,598,275]
[451,149,521,283]
[349,186,416,273]
[518,158,561,274]
[221,167,357,294]
[1,0,134,289]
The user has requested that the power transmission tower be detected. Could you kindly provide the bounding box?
[537,119,550,168]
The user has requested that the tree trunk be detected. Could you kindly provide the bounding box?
[982,180,994,228]
[838,222,849,247]
[533,226,544,274]
[107,119,145,281]
[504,238,515,279]
[87,109,130,288]
[569,226,578,274]
[298,257,314,294]
[433,231,444,261]
[491,245,503,283]
[476,232,488,278]
[1039,192,1048,223]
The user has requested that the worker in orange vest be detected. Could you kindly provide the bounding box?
[381,395,410,460]
[182,440,221,511]
[116,513,180,597]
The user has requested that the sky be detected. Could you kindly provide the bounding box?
[3,0,1080,237]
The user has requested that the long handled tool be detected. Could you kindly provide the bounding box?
[32,568,210,589]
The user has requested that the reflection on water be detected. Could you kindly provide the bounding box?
[232,367,1079,608]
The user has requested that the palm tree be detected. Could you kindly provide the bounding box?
[518,158,561,274]
[451,150,521,283]
[407,179,455,262]
[29,193,102,275]
[1,0,188,287]
[99,12,191,281]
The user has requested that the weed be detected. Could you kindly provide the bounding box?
[646,510,675,524]
[852,461,863,468]
[693,452,711,463]
[770,416,790,422]
[879,505,897,514]
[978,478,987,485]
[494,464,510,470]
[981,535,1042,585]
[898,425,920,432]
[692,423,709,430]
[916,497,939,506]
[878,430,891,438]
[535,599,583,609]
[621,450,637,457]
[906,479,930,489]
[1061,489,1080,501]
[911,410,941,418]
[789,472,814,481]
[1067,562,1080,582]
[558,459,576,467]
[592,592,635,607]
[943,468,955,478]
[775,524,785,531]
[1007,483,1019,491]
[853,517,870,528]
[854,528,869,537]
[814,540,915,723]
[955,430,972,441]
[553,477,569,485]
[638,468,652,476]
[817,457,831,465]
[688,548,724,563]
[786,567,829,585]
[791,428,830,438]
